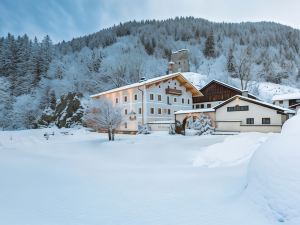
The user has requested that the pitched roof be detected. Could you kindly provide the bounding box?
[200,79,259,99]
[272,93,300,101]
[90,72,203,98]
[214,95,295,114]
[289,103,300,109]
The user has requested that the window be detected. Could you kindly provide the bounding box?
[158,108,162,114]
[246,118,254,124]
[195,105,200,109]
[138,108,142,114]
[188,99,190,104]
[150,94,154,100]
[116,98,119,104]
[182,98,184,104]
[174,97,177,103]
[134,94,137,101]
[227,105,249,112]
[168,109,171,115]
[158,95,162,101]
[125,109,128,115]
[279,100,283,104]
[150,108,154,114]
[167,96,170,105]
[124,122,127,129]
[201,104,204,109]
[262,118,271,124]
[124,96,128,102]
[207,104,211,108]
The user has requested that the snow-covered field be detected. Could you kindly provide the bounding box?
[0,122,299,225]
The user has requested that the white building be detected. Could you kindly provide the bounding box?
[214,95,295,133]
[90,73,202,133]
[272,93,300,109]
[175,95,295,133]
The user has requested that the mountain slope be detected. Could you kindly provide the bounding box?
[1,17,300,129]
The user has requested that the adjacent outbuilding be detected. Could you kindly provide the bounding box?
[214,95,295,133]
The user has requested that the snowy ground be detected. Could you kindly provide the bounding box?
[0,128,296,225]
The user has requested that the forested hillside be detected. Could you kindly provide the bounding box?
[1,17,300,129]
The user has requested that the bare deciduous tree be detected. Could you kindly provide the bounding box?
[235,48,253,90]
[85,99,123,141]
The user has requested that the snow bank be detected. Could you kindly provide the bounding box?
[247,114,300,224]
[193,133,269,168]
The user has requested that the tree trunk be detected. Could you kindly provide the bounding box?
[108,128,112,141]
[112,129,115,141]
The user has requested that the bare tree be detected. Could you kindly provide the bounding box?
[107,64,127,88]
[235,48,253,90]
[85,99,123,141]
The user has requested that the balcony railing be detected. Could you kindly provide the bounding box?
[165,88,182,96]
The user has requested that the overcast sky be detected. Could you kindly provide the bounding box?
[1,0,300,43]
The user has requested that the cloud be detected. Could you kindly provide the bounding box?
[0,0,299,43]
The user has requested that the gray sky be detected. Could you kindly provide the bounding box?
[0,0,299,43]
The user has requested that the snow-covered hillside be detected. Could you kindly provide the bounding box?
[182,72,300,102]
[1,17,300,129]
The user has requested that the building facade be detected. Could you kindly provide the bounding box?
[272,93,300,109]
[193,80,258,109]
[90,73,202,133]
[214,95,293,133]
[175,95,294,133]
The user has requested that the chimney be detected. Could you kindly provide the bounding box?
[168,61,175,74]
[242,90,248,97]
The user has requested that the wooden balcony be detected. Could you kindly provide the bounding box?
[165,88,182,96]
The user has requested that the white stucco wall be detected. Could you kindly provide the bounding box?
[215,98,285,133]
[273,100,289,108]
[93,77,193,132]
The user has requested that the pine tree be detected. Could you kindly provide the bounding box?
[203,31,215,58]
[227,48,236,77]
[49,90,56,110]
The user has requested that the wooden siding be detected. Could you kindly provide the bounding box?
[193,82,241,103]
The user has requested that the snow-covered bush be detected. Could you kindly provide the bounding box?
[185,114,214,136]
[246,114,300,224]
[137,125,151,135]
[168,123,176,135]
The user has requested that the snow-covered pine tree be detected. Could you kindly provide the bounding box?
[227,47,236,77]
[192,114,214,135]
[203,31,215,58]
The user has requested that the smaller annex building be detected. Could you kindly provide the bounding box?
[214,95,294,133]
[176,95,295,133]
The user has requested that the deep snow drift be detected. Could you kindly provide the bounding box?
[247,114,300,224]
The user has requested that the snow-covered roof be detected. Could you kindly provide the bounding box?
[214,95,295,114]
[175,108,215,115]
[201,80,259,100]
[90,72,202,98]
[272,93,300,101]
